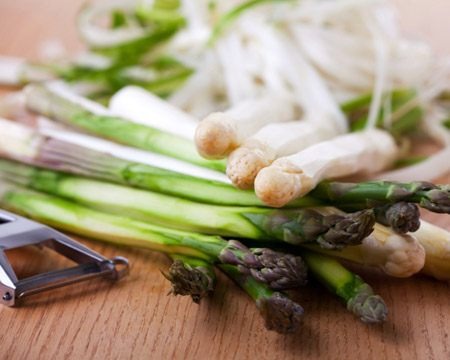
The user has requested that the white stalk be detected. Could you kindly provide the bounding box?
[226,119,336,189]
[109,86,198,140]
[414,221,450,280]
[195,93,297,159]
[254,129,398,207]
[338,223,425,278]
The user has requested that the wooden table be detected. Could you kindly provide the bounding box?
[0,1,449,359]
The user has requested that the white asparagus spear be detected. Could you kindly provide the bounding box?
[109,86,198,140]
[413,221,450,281]
[226,119,337,189]
[308,222,426,278]
[194,94,298,159]
[254,129,399,207]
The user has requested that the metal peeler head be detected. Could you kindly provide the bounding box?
[0,209,129,306]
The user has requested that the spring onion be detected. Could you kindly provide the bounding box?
[24,82,226,171]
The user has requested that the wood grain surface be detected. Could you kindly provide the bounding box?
[0,1,449,359]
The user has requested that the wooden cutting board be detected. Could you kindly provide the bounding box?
[0,1,449,359]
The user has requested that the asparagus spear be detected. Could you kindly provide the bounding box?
[140,251,305,333]
[301,250,388,323]
[23,82,226,171]
[254,129,398,207]
[0,184,307,291]
[305,223,426,278]
[3,117,446,214]
[412,221,450,281]
[219,264,304,333]
[164,255,216,303]
[0,160,375,249]
[311,180,450,214]
[195,94,296,159]
[373,202,421,234]
[0,117,268,206]
[226,120,335,189]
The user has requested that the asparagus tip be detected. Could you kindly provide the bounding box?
[250,248,308,290]
[257,292,304,334]
[219,240,308,290]
[421,188,450,214]
[318,209,375,250]
[162,260,215,304]
[347,283,388,324]
[376,202,420,233]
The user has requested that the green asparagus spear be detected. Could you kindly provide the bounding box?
[0,185,307,291]
[374,202,421,233]
[0,160,374,249]
[219,264,304,333]
[311,180,450,214]
[164,255,216,303]
[301,250,388,323]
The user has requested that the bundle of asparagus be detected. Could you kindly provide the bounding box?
[0,110,448,333]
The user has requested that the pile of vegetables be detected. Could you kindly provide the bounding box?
[0,0,449,334]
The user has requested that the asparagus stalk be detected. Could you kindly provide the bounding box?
[3,117,445,213]
[195,94,297,159]
[226,120,336,189]
[164,255,216,303]
[413,221,450,280]
[219,264,304,333]
[373,203,420,234]
[301,251,387,323]
[311,180,450,214]
[0,160,374,249]
[254,129,399,207]
[0,117,263,205]
[23,82,226,171]
[304,223,426,278]
[0,185,307,291]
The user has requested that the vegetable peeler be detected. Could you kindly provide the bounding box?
[0,209,129,306]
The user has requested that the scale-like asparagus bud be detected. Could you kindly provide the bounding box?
[301,251,388,323]
[312,180,450,214]
[244,208,375,250]
[220,264,304,333]
[163,256,216,303]
[219,240,308,290]
[374,202,421,234]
